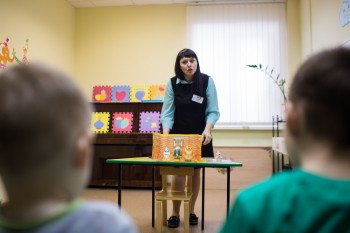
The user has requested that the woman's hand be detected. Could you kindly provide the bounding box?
[202,129,212,145]
[163,128,170,134]
[202,123,213,145]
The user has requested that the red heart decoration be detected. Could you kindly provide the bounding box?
[116,91,126,101]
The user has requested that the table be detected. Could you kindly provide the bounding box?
[106,157,243,230]
[272,137,291,172]
[272,116,291,173]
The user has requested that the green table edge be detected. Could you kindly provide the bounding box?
[106,157,243,167]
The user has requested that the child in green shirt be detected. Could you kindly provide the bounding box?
[220,47,350,233]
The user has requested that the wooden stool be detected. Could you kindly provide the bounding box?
[155,166,194,233]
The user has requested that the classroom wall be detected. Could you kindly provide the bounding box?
[0,0,317,149]
[287,0,302,82]
[0,0,75,74]
[5,1,346,147]
[300,0,312,59]
[75,2,301,147]
[300,0,350,59]
[75,5,187,97]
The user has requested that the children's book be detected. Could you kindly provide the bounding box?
[92,86,112,102]
[111,85,130,102]
[112,112,133,133]
[139,111,160,133]
[90,112,110,133]
[152,133,202,162]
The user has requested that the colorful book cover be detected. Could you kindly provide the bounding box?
[152,133,202,162]
[92,86,112,102]
[130,85,150,102]
[90,112,110,133]
[111,85,130,102]
[149,84,165,101]
[139,111,160,133]
[112,112,133,133]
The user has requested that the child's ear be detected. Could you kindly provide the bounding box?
[74,130,95,169]
[286,102,301,137]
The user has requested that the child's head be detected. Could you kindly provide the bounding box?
[0,63,93,200]
[286,47,350,161]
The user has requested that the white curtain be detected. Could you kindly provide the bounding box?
[187,3,288,129]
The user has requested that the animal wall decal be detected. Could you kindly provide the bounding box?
[0,38,30,69]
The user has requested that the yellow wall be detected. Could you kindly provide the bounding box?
[287,0,302,82]
[75,5,186,97]
[0,0,75,74]
[301,0,350,58]
[212,130,273,147]
[300,0,313,59]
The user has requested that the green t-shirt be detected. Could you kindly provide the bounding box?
[219,169,350,233]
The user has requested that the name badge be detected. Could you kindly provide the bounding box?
[192,94,204,104]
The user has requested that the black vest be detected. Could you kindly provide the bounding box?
[170,75,214,157]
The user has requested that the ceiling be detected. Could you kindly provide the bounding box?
[66,0,284,8]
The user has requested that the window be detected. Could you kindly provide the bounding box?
[187,2,287,129]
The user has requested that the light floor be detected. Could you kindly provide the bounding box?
[81,148,272,233]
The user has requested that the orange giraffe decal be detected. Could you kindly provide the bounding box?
[0,38,15,68]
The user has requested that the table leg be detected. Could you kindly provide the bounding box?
[227,167,230,217]
[201,167,205,230]
[152,165,155,227]
[118,164,122,209]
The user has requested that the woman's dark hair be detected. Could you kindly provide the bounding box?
[174,48,205,96]
[289,47,350,151]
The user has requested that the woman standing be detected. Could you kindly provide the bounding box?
[161,48,220,228]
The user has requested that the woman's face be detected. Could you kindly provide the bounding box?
[179,57,197,80]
